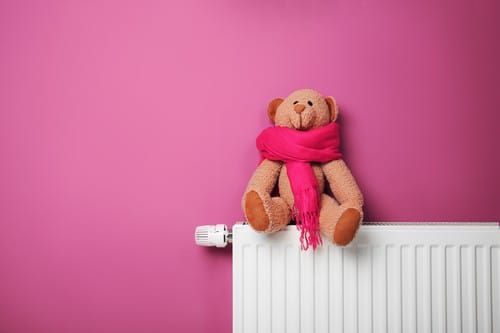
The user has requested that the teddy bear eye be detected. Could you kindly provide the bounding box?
[293,101,299,105]
[307,101,313,106]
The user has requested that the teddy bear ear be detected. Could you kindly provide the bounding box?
[325,96,339,122]
[267,98,283,123]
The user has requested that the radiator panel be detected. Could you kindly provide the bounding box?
[233,223,500,333]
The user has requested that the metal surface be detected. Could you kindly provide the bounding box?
[232,223,500,333]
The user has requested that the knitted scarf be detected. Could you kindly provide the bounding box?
[256,122,342,250]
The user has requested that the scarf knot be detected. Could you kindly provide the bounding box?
[256,122,342,250]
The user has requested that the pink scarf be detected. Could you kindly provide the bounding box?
[256,122,342,250]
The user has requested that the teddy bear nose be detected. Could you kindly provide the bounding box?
[294,104,306,113]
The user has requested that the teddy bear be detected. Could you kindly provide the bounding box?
[242,88,364,249]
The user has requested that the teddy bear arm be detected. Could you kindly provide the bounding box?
[322,159,364,208]
[244,159,282,194]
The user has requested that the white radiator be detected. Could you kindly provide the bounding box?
[232,223,500,333]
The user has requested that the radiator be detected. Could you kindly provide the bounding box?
[231,223,500,333]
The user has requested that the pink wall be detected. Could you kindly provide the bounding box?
[0,0,499,332]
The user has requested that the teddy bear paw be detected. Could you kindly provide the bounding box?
[333,208,361,246]
[244,191,271,231]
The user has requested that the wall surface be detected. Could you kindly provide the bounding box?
[0,0,499,332]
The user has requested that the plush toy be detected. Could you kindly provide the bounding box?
[242,89,364,250]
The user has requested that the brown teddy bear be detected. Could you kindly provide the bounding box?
[242,88,364,249]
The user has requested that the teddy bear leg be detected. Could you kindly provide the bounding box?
[319,194,362,246]
[244,190,291,233]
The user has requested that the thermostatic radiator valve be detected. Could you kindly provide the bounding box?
[194,224,232,248]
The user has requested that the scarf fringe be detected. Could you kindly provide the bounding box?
[293,188,322,250]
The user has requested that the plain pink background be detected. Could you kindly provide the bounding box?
[1,0,499,332]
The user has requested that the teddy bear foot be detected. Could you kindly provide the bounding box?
[244,191,270,231]
[333,208,361,246]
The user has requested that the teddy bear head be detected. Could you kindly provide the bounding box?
[267,89,338,131]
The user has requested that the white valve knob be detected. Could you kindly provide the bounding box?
[194,224,230,248]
